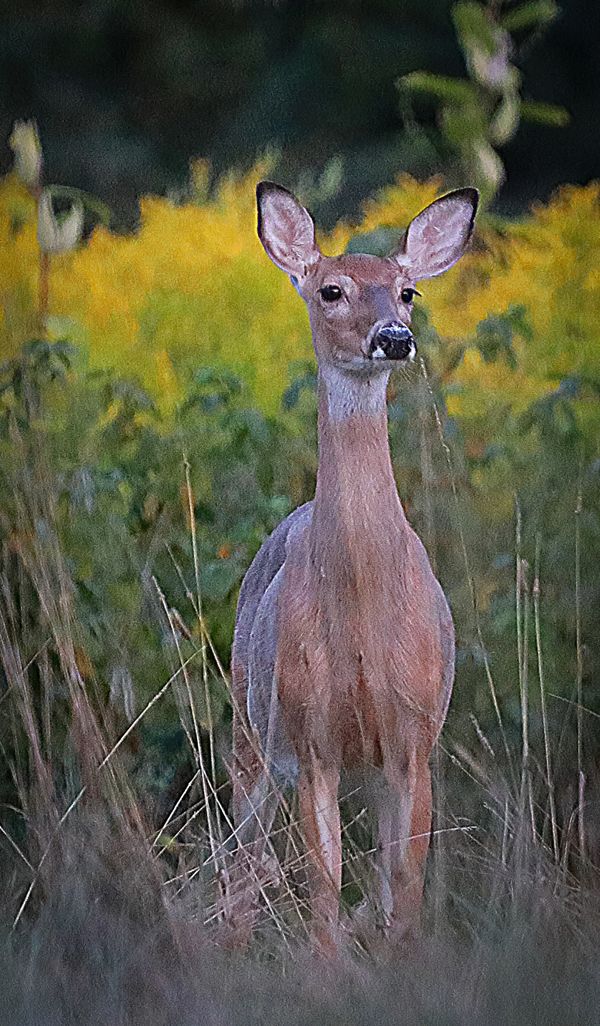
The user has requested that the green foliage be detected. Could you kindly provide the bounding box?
[2,289,598,823]
[0,126,598,873]
[400,0,568,202]
[0,339,318,810]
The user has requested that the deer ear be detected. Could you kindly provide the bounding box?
[395,188,479,280]
[257,181,320,282]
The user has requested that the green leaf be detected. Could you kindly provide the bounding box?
[501,1,559,32]
[200,557,244,602]
[399,72,476,105]
[282,366,317,409]
[489,89,521,145]
[474,305,532,369]
[453,2,499,54]
[47,184,113,227]
[521,101,570,127]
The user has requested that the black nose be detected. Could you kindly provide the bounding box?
[370,322,415,361]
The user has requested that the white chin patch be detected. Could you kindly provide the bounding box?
[371,345,387,360]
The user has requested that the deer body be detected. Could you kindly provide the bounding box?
[227,184,477,950]
[278,375,453,770]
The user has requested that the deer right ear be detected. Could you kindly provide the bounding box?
[396,188,479,280]
[257,182,320,283]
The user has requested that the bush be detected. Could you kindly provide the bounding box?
[1,166,599,955]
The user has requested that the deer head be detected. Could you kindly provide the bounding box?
[257,181,478,374]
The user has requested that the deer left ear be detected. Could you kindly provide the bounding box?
[395,188,479,280]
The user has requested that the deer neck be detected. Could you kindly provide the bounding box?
[310,365,409,580]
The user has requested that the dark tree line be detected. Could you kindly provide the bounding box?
[0,0,597,225]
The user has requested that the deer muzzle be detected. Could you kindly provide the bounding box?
[369,322,415,362]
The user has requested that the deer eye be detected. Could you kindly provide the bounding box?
[320,284,343,303]
[401,287,419,304]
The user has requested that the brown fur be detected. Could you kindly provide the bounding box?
[224,182,477,951]
[274,382,451,948]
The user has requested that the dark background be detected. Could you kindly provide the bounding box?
[0,0,597,223]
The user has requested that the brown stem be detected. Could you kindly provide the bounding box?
[29,181,50,336]
[38,250,50,332]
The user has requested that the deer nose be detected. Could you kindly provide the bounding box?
[369,322,415,362]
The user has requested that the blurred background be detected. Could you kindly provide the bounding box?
[0,0,597,223]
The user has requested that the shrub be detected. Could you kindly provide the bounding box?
[1,165,599,928]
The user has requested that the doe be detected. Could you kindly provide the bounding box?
[227,181,478,951]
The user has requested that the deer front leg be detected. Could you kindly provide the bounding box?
[378,751,432,943]
[298,757,342,954]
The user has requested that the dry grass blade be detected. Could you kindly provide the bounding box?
[575,472,586,860]
[152,574,224,881]
[533,535,559,863]
[418,357,516,791]
[183,455,224,847]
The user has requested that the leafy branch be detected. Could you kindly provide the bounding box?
[399,1,569,203]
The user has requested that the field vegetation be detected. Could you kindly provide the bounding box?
[1,4,600,1017]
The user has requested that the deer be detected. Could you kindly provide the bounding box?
[225,180,478,953]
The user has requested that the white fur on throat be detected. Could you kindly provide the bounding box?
[322,364,390,421]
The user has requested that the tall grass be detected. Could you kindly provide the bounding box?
[0,344,599,1023]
